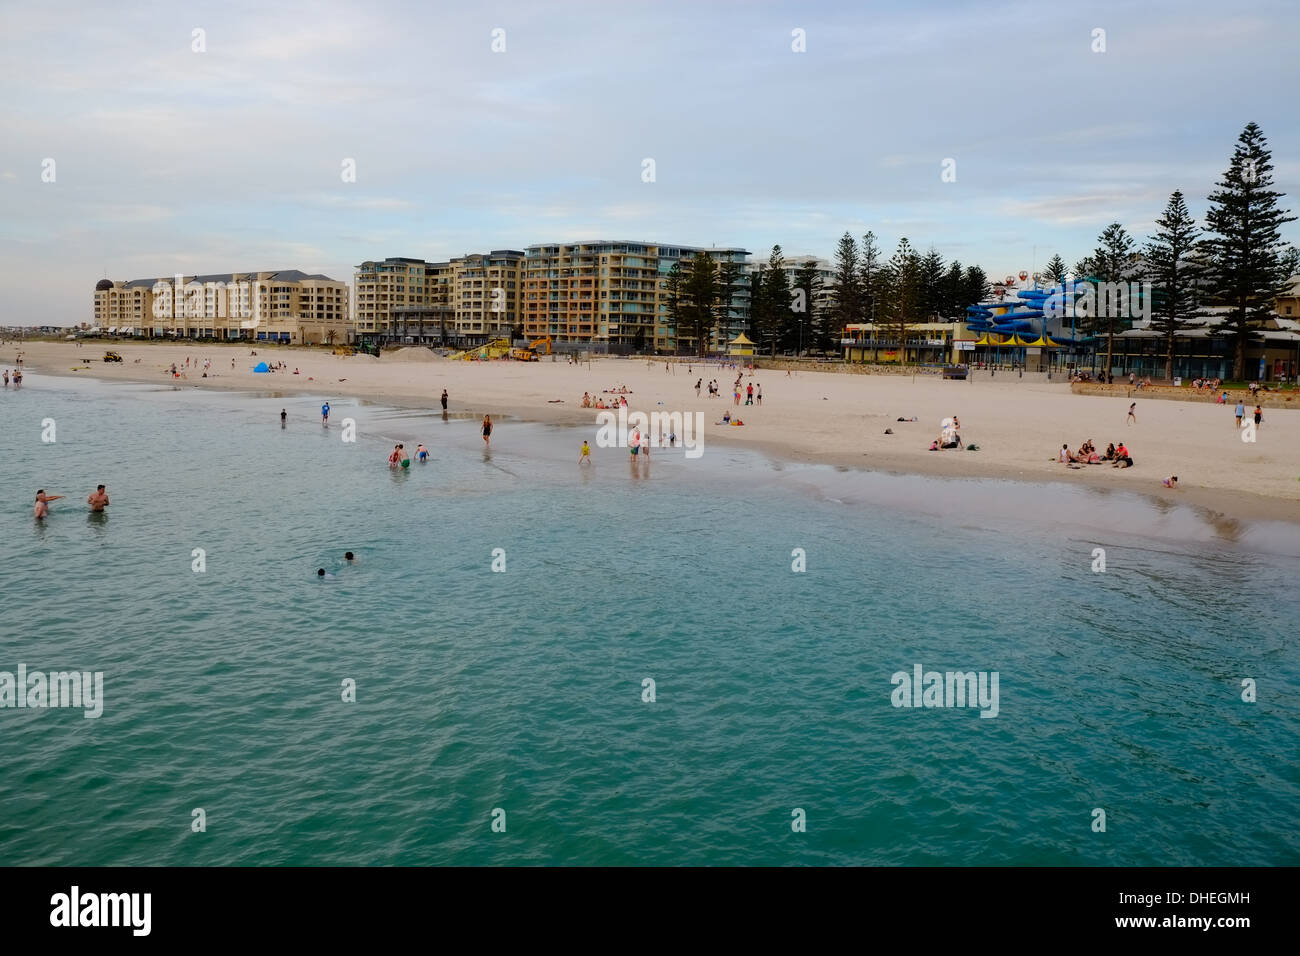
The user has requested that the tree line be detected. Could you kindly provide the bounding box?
[664,123,1297,376]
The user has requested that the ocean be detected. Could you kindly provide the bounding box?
[2,371,1298,865]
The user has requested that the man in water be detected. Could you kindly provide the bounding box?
[87,485,110,512]
[416,443,430,462]
[316,568,335,579]
[34,490,64,518]
[440,389,448,410]
[321,401,330,424]
[344,552,357,564]
[280,408,287,425]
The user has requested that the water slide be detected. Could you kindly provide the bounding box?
[965,280,1094,339]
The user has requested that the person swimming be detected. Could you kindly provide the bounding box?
[344,551,357,563]
[87,484,110,512]
[34,490,64,519]
[317,568,335,579]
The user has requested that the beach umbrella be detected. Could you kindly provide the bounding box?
[253,362,269,372]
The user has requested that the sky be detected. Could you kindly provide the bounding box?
[2,0,1298,325]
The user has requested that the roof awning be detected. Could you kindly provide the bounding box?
[729,332,755,345]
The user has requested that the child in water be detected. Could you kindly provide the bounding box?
[416,444,429,462]
[579,440,591,464]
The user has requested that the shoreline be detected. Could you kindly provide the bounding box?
[9,340,1300,529]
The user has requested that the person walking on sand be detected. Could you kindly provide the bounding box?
[1234,400,1244,428]
[481,415,492,446]
[695,378,702,398]
[34,490,64,518]
[756,384,762,405]
[1126,402,1136,425]
[746,383,753,405]
[1254,405,1263,430]
[579,440,591,465]
[87,484,110,512]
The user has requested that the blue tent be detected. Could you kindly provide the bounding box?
[253,362,269,373]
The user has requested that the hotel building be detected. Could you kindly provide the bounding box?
[92,270,350,343]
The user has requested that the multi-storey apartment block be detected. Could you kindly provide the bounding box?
[521,241,750,352]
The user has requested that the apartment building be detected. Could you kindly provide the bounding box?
[92,271,350,343]
[522,241,750,352]
[355,252,523,345]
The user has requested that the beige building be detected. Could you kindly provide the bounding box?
[354,252,524,345]
[522,240,750,352]
[93,271,350,343]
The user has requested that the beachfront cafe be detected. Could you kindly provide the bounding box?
[842,323,972,365]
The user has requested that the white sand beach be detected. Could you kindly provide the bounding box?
[8,340,1300,523]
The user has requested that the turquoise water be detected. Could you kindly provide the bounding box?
[2,372,1298,866]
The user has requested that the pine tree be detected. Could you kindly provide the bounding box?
[793,260,822,353]
[916,248,945,322]
[1042,254,1067,287]
[961,266,988,310]
[1080,223,1137,376]
[1142,190,1202,380]
[715,259,743,354]
[681,252,718,357]
[859,232,883,359]
[882,239,920,364]
[942,260,963,321]
[664,262,683,344]
[762,245,791,357]
[831,232,862,334]
[1203,122,1298,380]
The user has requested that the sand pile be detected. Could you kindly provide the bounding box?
[391,347,439,362]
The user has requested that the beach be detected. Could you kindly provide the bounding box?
[8,339,1300,524]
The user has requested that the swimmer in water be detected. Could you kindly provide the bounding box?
[344,551,357,563]
[34,490,64,518]
[87,484,110,512]
[316,568,335,579]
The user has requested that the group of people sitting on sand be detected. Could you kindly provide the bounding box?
[1059,439,1133,468]
[582,391,627,409]
[604,385,632,394]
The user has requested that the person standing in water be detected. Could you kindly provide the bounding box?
[416,443,430,462]
[440,389,448,411]
[34,490,64,518]
[321,401,331,424]
[2,370,8,387]
[87,485,110,512]
[579,440,591,465]
[280,408,287,425]
[481,415,492,446]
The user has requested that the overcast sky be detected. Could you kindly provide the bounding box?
[2,0,1298,324]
